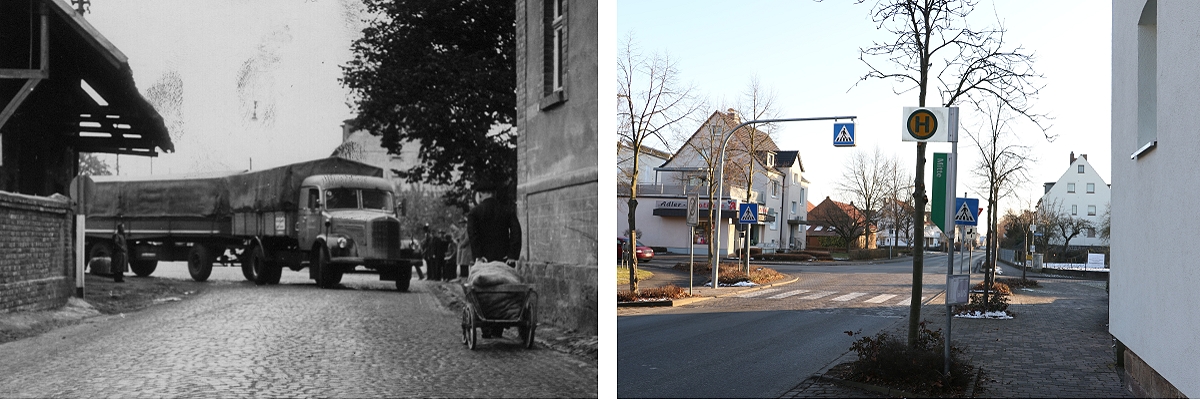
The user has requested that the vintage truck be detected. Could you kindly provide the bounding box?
[82,157,419,291]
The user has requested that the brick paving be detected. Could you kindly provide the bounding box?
[0,268,597,398]
[779,264,1132,398]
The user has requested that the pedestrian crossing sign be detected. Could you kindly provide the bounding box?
[833,123,855,147]
[738,203,758,224]
[954,198,979,226]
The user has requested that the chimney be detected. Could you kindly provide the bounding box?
[727,108,740,124]
[1070,151,1076,164]
[341,119,357,142]
[1081,154,1088,161]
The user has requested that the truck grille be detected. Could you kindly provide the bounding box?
[372,219,401,259]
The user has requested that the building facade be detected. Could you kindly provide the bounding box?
[1038,153,1110,248]
[617,110,804,256]
[1111,0,1197,396]
[515,0,597,335]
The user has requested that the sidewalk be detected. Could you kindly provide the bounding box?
[783,260,1131,398]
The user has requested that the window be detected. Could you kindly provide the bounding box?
[1087,183,1095,193]
[1087,228,1096,238]
[771,181,779,197]
[793,173,799,184]
[814,226,823,232]
[541,0,567,108]
[1078,165,1085,174]
[1068,183,1075,193]
[1072,205,1078,215]
[1134,0,1158,159]
[1088,205,1097,216]
[791,201,797,214]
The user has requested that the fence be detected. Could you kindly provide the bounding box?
[0,191,74,313]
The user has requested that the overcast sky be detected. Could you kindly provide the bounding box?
[85,0,369,176]
[616,0,1113,216]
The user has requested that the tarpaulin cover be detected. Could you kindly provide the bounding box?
[86,157,383,218]
[467,261,525,320]
[225,157,382,213]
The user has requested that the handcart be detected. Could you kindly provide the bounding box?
[460,283,538,350]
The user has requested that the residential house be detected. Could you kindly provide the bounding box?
[773,151,809,250]
[616,140,671,188]
[515,0,597,335]
[805,196,876,250]
[1110,0,1198,396]
[618,109,799,255]
[1038,152,1111,248]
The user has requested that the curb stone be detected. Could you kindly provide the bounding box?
[615,275,801,307]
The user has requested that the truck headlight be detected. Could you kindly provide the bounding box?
[337,237,348,248]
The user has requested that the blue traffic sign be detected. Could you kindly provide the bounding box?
[738,203,759,224]
[833,123,855,147]
[954,198,980,226]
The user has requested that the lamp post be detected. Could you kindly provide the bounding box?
[709,115,856,288]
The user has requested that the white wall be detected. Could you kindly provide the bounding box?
[1111,0,1200,396]
[617,195,739,255]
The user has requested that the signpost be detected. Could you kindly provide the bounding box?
[687,194,699,294]
[833,123,856,147]
[907,106,960,378]
[738,203,759,224]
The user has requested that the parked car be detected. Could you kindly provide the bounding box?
[617,237,654,262]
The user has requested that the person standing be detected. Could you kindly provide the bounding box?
[112,223,127,283]
[449,218,472,279]
[439,229,456,281]
[421,224,443,281]
[467,181,521,265]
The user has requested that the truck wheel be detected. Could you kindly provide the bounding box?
[249,245,270,286]
[187,244,213,282]
[241,249,258,282]
[87,242,113,274]
[395,261,412,292]
[266,261,283,285]
[129,260,158,277]
[313,246,342,288]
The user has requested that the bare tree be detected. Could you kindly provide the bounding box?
[967,95,1033,306]
[617,35,703,294]
[854,0,1049,348]
[882,161,916,252]
[814,201,869,253]
[837,146,895,249]
[730,76,781,273]
[1042,201,1094,261]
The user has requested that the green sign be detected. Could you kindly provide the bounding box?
[932,153,948,233]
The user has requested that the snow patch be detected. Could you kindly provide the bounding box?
[724,281,758,287]
[954,310,1013,320]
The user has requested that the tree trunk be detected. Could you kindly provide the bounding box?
[627,198,639,294]
[908,141,927,349]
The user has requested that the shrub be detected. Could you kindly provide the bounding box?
[616,284,688,302]
[849,248,891,260]
[758,253,817,262]
[843,321,972,396]
[995,277,1039,289]
[954,281,1011,314]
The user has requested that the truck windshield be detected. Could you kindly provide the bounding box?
[324,188,393,211]
[325,188,358,209]
[361,189,392,211]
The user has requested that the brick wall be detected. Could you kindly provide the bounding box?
[520,182,597,335]
[0,191,74,313]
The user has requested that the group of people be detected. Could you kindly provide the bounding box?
[420,180,521,282]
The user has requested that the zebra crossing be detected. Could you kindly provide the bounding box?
[731,287,927,306]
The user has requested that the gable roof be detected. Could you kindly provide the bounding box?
[662,109,779,171]
[774,150,805,172]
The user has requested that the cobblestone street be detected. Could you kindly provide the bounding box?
[0,266,596,398]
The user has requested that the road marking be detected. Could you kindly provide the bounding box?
[895,296,926,306]
[799,291,836,300]
[864,294,898,304]
[736,288,781,298]
[832,292,867,302]
[767,289,810,299]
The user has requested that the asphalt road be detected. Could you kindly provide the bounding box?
[618,253,983,398]
[0,262,597,398]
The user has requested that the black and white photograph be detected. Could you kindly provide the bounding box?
[0,0,599,397]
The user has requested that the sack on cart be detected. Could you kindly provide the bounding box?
[466,261,524,320]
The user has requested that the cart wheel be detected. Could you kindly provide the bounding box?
[465,306,477,350]
[460,307,471,345]
[520,302,537,349]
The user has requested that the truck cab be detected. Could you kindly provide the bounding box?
[297,174,414,290]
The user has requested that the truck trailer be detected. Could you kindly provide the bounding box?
[83,157,419,291]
